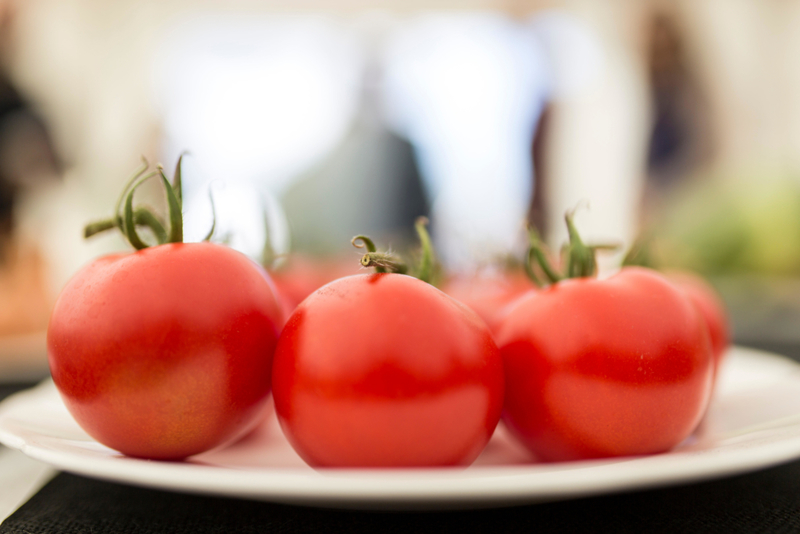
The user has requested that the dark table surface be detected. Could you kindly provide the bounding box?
[2,340,800,534]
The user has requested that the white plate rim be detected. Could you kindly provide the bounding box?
[3,345,800,510]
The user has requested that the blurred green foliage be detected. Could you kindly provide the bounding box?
[656,173,800,276]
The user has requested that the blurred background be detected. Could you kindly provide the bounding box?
[1,0,800,378]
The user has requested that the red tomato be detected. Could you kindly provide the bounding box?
[442,272,533,335]
[497,267,714,462]
[272,273,505,468]
[667,271,730,373]
[48,242,283,460]
[270,255,361,317]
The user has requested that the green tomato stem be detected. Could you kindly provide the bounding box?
[622,235,656,268]
[351,235,378,253]
[133,208,167,244]
[123,174,155,250]
[564,208,597,278]
[352,220,440,283]
[202,190,216,242]
[84,218,117,239]
[114,158,149,228]
[522,208,621,287]
[84,157,189,250]
[413,217,437,284]
[525,225,563,285]
[352,235,384,272]
[261,199,275,269]
[172,153,185,207]
[360,252,408,274]
[157,167,183,244]
[523,246,544,287]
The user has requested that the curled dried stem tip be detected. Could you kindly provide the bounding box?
[351,235,378,253]
[360,252,408,274]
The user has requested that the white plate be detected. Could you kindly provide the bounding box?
[2,346,800,510]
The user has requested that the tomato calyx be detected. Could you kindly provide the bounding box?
[351,235,399,274]
[524,225,562,287]
[261,209,279,270]
[352,217,439,284]
[525,208,620,287]
[622,233,658,269]
[84,155,215,250]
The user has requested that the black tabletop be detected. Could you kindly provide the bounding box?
[3,461,800,534]
[2,341,800,534]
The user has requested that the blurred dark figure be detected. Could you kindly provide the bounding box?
[0,2,61,257]
[282,57,428,255]
[0,74,61,251]
[528,104,552,238]
[645,12,712,200]
[0,1,61,339]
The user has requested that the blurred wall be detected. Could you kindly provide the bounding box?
[7,0,800,291]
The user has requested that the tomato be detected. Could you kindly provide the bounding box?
[47,242,284,460]
[622,237,730,375]
[442,272,533,335]
[270,255,361,317]
[667,271,730,373]
[272,273,505,468]
[497,267,714,462]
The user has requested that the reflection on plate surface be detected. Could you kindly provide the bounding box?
[1,346,800,510]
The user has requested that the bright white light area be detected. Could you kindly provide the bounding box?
[531,10,646,269]
[152,14,363,258]
[155,15,362,192]
[383,13,550,268]
[530,11,604,100]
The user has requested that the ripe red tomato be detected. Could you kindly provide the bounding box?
[48,242,284,460]
[497,267,714,462]
[666,271,730,373]
[272,273,505,468]
[442,272,533,335]
[270,255,361,317]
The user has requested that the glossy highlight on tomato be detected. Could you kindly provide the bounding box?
[48,242,284,460]
[497,267,714,462]
[272,273,505,468]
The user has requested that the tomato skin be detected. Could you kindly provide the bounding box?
[497,267,714,462]
[272,273,505,468]
[442,273,533,336]
[47,242,283,460]
[666,271,730,373]
[270,255,361,318]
